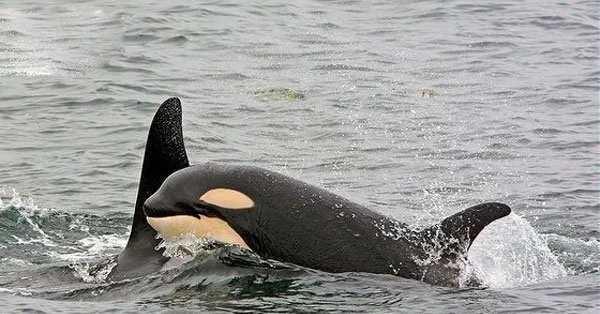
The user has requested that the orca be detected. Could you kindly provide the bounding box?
[132,98,511,286]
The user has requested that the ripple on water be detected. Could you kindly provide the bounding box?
[0,0,597,312]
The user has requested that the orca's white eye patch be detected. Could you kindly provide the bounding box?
[199,188,254,209]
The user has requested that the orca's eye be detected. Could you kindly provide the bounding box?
[174,201,204,216]
[172,200,220,218]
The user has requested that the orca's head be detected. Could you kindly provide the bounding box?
[143,164,256,250]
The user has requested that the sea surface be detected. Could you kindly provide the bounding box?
[0,0,598,313]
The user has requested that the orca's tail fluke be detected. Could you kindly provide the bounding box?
[418,202,511,286]
[437,202,511,250]
[111,97,189,279]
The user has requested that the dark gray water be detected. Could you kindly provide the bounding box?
[0,0,598,313]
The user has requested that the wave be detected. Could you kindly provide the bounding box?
[0,188,128,266]
[0,187,597,304]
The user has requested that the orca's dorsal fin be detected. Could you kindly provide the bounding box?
[111,97,189,279]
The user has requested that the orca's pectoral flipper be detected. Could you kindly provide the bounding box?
[111,97,189,279]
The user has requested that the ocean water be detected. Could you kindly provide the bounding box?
[0,0,598,313]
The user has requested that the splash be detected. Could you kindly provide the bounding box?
[46,234,127,262]
[467,213,568,288]
[0,187,39,211]
[154,233,284,272]
[70,257,117,284]
[0,188,56,247]
[155,233,217,259]
[0,187,127,267]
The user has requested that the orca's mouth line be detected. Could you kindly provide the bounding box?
[143,201,220,219]
[143,205,189,218]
